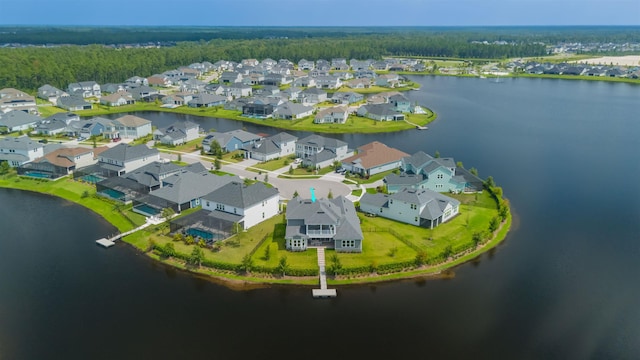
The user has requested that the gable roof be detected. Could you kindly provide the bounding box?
[0,135,43,152]
[285,196,363,241]
[297,134,347,150]
[342,141,408,170]
[150,172,240,204]
[202,181,279,208]
[32,147,94,168]
[100,143,158,162]
[0,110,41,129]
[113,115,151,128]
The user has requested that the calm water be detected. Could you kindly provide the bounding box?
[2,77,640,359]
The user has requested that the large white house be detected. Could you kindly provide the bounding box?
[0,136,44,167]
[108,115,152,139]
[98,143,160,176]
[242,132,297,162]
[360,188,460,229]
[201,181,280,230]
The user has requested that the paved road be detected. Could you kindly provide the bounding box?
[159,150,353,200]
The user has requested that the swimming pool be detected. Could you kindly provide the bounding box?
[24,171,52,179]
[81,174,104,184]
[133,204,161,216]
[186,228,214,241]
[99,188,125,201]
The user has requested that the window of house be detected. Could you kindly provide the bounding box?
[216,203,225,211]
[437,174,444,179]
[262,212,265,218]
[343,240,355,248]
[206,201,210,207]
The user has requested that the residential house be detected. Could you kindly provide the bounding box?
[35,112,79,136]
[314,76,342,89]
[67,81,101,98]
[125,76,149,87]
[356,104,405,121]
[241,59,259,67]
[384,151,483,194]
[296,134,352,169]
[109,115,152,140]
[37,85,68,105]
[57,95,92,111]
[298,88,328,106]
[18,146,98,179]
[285,196,363,252]
[316,59,331,71]
[179,78,207,93]
[153,121,200,146]
[0,88,37,114]
[242,74,264,86]
[201,181,280,230]
[125,161,207,192]
[188,94,227,108]
[314,106,349,124]
[376,73,401,87]
[292,76,316,88]
[242,132,297,161]
[0,136,44,167]
[281,87,303,101]
[162,93,191,107]
[74,117,113,139]
[128,85,159,101]
[147,74,172,87]
[360,188,460,229]
[298,59,315,71]
[331,58,349,70]
[0,110,41,133]
[272,102,314,120]
[331,92,364,104]
[98,143,160,176]
[388,94,412,113]
[242,102,273,118]
[226,84,253,98]
[346,78,372,89]
[100,91,135,107]
[219,71,243,84]
[202,129,262,153]
[340,141,409,177]
[350,59,373,71]
[140,171,240,213]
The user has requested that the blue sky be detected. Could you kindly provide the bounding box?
[0,0,638,26]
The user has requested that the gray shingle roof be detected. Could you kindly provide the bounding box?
[285,196,363,241]
[383,173,423,186]
[202,181,279,208]
[0,136,42,152]
[100,143,158,162]
[150,172,240,205]
[0,110,41,129]
[297,134,347,150]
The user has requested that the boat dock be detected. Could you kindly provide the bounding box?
[95,216,162,248]
[312,247,337,298]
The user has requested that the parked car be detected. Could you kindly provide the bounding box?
[112,137,121,142]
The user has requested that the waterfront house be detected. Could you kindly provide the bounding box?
[346,78,372,89]
[0,136,44,167]
[201,181,280,230]
[384,151,483,194]
[340,141,409,177]
[128,85,159,101]
[360,188,460,229]
[188,94,227,108]
[98,143,160,177]
[285,196,363,252]
[330,92,364,105]
[74,117,113,139]
[202,129,262,153]
[298,88,328,106]
[242,132,297,162]
[109,115,152,139]
[100,91,135,107]
[18,146,98,179]
[125,161,207,192]
[153,121,200,146]
[35,112,79,136]
[272,102,314,120]
[356,104,405,121]
[314,106,349,124]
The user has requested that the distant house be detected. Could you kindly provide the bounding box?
[292,76,316,88]
[128,86,159,101]
[360,188,460,229]
[314,106,349,124]
[298,59,315,71]
[0,110,41,133]
[242,103,273,118]
[340,141,409,177]
[125,76,149,86]
[153,121,200,146]
[356,104,405,121]
[188,94,227,108]
[388,94,412,113]
[298,88,328,105]
[98,143,160,176]
[57,96,92,111]
[18,146,98,179]
[35,112,79,136]
[37,85,68,104]
[100,91,135,107]
[226,84,253,98]
[147,74,172,87]
[331,92,364,104]
[272,102,314,120]
[384,151,483,194]
[346,78,372,89]
[0,136,44,167]
[375,73,401,87]
[285,196,363,252]
[201,181,280,230]
[67,81,101,98]
[314,76,342,89]
[219,71,243,84]
[281,87,303,101]
[202,129,262,153]
[296,134,352,169]
[242,132,298,161]
[109,115,152,139]
[0,88,37,113]
[72,117,113,139]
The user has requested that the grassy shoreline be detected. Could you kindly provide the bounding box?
[0,170,512,290]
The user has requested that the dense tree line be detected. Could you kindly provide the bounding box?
[0,32,550,92]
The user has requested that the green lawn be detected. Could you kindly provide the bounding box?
[333,233,416,268]
[252,155,296,172]
[0,173,145,232]
[155,137,204,153]
[252,223,319,271]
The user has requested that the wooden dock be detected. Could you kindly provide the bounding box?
[95,217,160,248]
[312,247,337,298]
[96,238,115,248]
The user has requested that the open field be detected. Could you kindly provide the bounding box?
[570,55,640,66]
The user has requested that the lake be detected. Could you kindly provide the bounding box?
[1,76,639,359]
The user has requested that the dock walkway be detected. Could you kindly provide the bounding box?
[96,216,163,248]
[312,247,337,298]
